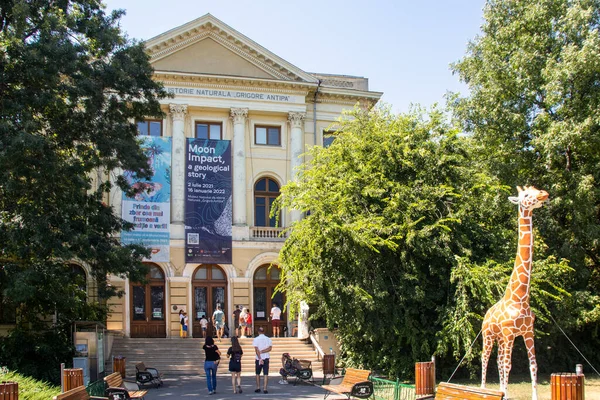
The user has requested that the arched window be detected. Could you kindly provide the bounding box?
[68,264,87,295]
[254,178,280,227]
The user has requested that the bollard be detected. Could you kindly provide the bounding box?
[0,381,18,400]
[551,373,584,400]
[415,361,435,396]
[62,368,84,392]
[113,356,126,378]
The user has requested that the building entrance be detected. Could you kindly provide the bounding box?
[192,265,227,338]
[130,265,166,338]
[253,264,285,337]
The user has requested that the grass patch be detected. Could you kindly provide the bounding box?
[0,367,61,400]
[450,374,600,400]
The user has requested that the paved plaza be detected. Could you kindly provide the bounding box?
[144,374,336,399]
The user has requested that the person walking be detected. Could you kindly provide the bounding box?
[212,305,225,342]
[227,336,244,394]
[239,308,248,338]
[203,336,221,395]
[270,303,282,338]
[245,308,253,338]
[253,326,272,394]
[200,314,208,338]
[182,312,189,338]
[179,309,185,338]
[233,305,242,337]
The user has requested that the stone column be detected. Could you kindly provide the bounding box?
[288,112,306,223]
[170,104,188,238]
[230,108,248,226]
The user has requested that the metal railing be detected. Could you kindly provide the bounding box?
[370,376,416,400]
[309,332,325,361]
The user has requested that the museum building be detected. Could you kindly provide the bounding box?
[97,14,382,339]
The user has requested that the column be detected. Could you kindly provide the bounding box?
[288,112,306,223]
[170,104,188,238]
[230,108,248,226]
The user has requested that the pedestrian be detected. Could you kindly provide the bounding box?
[233,305,242,337]
[203,336,221,395]
[179,310,185,338]
[227,336,244,394]
[212,305,225,342]
[239,307,248,338]
[200,314,208,338]
[245,308,253,338]
[270,303,282,338]
[182,312,189,338]
[253,326,272,394]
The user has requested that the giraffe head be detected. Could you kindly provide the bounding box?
[508,186,549,210]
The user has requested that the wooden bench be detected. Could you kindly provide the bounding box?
[52,385,108,400]
[135,362,162,388]
[322,368,373,399]
[104,372,148,399]
[420,382,504,399]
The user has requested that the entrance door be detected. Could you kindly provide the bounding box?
[253,265,285,337]
[192,265,227,338]
[130,265,166,338]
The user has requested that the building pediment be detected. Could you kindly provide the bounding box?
[145,14,318,84]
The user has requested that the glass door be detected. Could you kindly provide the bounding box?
[130,265,166,338]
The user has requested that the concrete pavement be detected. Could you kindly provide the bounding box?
[143,374,338,399]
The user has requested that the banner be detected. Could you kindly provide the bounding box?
[121,136,171,262]
[185,139,232,263]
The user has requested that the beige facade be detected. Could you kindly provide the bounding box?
[103,14,382,338]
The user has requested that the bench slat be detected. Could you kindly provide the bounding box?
[323,368,371,396]
[53,386,88,400]
[436,382,504,400]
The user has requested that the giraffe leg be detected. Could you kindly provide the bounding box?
[502,337,515,400]
[497,339,506,394]
[481,333,494,388]
[523,332,538,400]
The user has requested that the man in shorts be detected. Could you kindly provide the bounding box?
[253,326,272,393]
[270,303,282,338]
[212,305,225,342]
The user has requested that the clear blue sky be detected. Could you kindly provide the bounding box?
[103,0,486,113]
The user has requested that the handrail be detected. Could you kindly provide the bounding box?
[309,332,325,361]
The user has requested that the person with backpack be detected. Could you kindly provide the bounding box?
[182,312,189,338]
[227,336,244,394]
[179,309,185,338]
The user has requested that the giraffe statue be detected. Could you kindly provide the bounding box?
[481,185,549,400]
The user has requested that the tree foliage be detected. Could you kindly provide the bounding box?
[275,106,574,378]
[0,0,166,351]
[451,0,600,372]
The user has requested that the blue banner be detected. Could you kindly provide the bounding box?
[185,139,232,263]
[121,136,171,262]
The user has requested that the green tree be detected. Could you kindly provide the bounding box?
[0,0,166,379]
[275,106,568,377]
[451,0,600,371]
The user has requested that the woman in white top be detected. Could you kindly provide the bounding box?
[239,308,248,338]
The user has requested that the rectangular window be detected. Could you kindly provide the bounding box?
[137,120,162,136]
[323,130,336,148]
[195,122,222,140]
[255,125,281,146]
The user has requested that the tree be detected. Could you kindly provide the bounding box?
[275,106,567,377]
[451,0,600,370]
[0,0,166,379]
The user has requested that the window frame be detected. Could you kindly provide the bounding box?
[136,119,163,137]
[254,177,281,227]
[254,125,282,146]
[323,130,337,148]
[195,121,223,140]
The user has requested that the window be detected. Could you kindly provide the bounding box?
[254,177,280,227]
[323,130,336,148]
[137,120,162,136]
[255,125,281,146]
[195,122,222,140]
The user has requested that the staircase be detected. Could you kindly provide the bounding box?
[110,337,322,377]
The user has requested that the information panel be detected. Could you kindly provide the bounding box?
[185,139,232,263]
[121,136,171,262]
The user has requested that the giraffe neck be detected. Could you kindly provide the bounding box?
[503,207,533,303]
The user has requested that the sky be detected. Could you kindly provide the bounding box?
[103,0,487,113]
